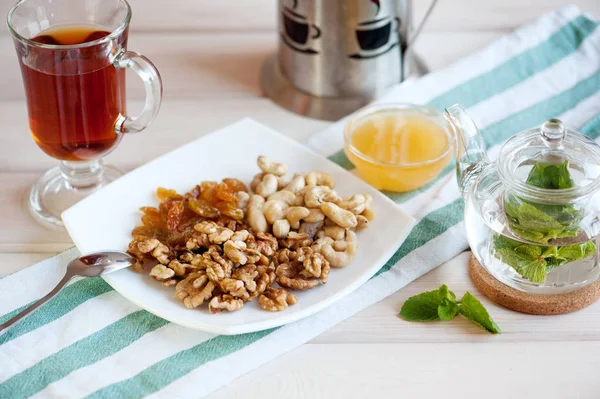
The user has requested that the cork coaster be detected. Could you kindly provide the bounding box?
[468,254,600,315]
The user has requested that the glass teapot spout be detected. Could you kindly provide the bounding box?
[445,104,490,198]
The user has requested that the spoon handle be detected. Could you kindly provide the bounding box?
[0,272,73,335]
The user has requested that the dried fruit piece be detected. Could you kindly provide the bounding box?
[140,207,164,228]
[199,181,218,203]
[166,201,185,231]
[185,185,202,199]
[215,201,244,220]
[223,178,248,193]
[131,226,169,241]
[157,187,183,201]
[188,198,220,219]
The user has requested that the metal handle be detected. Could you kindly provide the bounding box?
[0,272,73,335]
[402,0,438,52]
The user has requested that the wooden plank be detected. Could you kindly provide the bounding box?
[1,0,598,34]
[206,342,600,399]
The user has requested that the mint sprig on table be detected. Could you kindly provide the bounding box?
[399,285,501,334]
[496,160,596,283]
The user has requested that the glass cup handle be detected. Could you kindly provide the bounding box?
[113,50,163,134]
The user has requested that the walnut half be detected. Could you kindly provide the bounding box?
[258,288,298,312]
[209,295,244,314]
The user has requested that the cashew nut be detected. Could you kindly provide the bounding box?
[283,174,306,193]
[236,191,250,209]
[338,194,366,214]
[362,208,375,221]
[285,206,310,229]
[356,215,369,230]
[263,200,289,225]
[332,230,357,251]
[277,174,292,189]
[257,156,288,176]
[311,236,334,253]
[250,173,265,192]
[361,194,375,221]
[324,218,337,227]
[293,189,308,206]
[304,208,325,223]
[320,243,357,268]
[304,186,334,208]
[321,225,346,240]
[255,174,278,197]
[247,195,268,233]
[224,240,248,265]
[267,190,296,205]
[273,219,291,238]
[321,202,357,228]
[345,229,357,244]
[333,241,349,251]
[306,171,335,189]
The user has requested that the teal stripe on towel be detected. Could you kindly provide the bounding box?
[0,311,169,399]
[0,278,114,345]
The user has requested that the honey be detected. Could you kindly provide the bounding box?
[344,104,453,192]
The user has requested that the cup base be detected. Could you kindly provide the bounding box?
[28,164,123,229]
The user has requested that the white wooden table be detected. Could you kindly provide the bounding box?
[2,1,600,397]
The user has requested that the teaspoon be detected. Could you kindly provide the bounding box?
[0,251,136,334]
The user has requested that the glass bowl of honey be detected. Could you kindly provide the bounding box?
[344,103,454,192]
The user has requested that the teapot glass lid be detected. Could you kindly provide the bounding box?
[497,119,600,200]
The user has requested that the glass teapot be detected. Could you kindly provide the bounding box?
[445,104,600,294]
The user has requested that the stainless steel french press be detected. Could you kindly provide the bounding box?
[261,0,437,121]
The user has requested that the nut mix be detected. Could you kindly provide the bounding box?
[127,156,374,314]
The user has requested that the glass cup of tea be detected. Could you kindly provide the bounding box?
[8,0,162,228]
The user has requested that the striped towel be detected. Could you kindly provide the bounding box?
[1,5,599,398]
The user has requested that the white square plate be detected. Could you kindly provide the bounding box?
[63,119,415,335]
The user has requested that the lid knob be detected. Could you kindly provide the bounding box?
[541,118,566,149]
